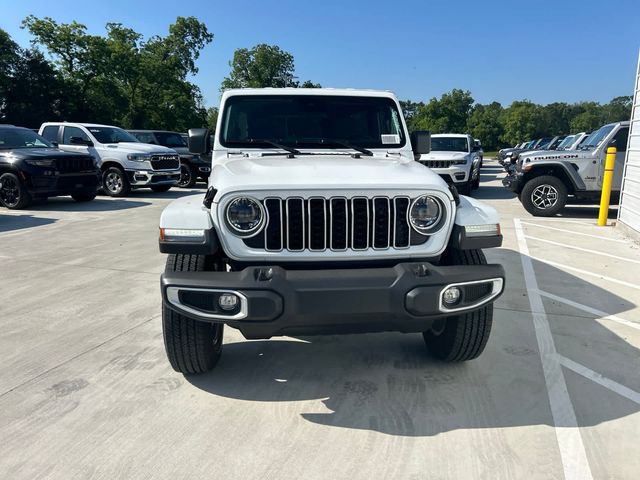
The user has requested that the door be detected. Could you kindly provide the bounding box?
[60,126,98,161]
[597,126,629,191]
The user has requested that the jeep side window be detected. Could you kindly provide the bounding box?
[62,126,90,145]
[610,127,629,152]
[41,125,60,143]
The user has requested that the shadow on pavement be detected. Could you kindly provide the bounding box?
[0,214,56,233]
[471,186,517,200]
[187,249,638,436]
[26,197,151,212]
[124,187,206,200]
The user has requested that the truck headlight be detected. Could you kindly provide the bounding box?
[25,159,55,167]
[409,195,444,235]
[225,196,265,236]
[127,153,151,162]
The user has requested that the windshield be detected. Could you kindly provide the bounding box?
[87,126,139,144]
[579,125,614,150]
[431,137,469,152]
[0,128,52,150]
[220,95,405,150]
[556,135,575,150]
[155,132,187,148]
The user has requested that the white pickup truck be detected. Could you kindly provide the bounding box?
[156,88,505,374]
[39,122,181,196]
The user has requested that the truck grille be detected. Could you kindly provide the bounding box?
[419,160,455,169]
[151,155,179,170]
[243,196,429,252]
[54,157,95,173]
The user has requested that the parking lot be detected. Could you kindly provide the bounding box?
[1,159,639,479]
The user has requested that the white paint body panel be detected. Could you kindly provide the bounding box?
[159,194,212,230]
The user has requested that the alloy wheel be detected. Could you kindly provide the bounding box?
[0,176,20,207]
[178,164,192,188]
[531,184,558,209]
[105,172,123,194]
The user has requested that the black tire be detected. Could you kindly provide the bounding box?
[520,175,568,217]
[457,181,472,196]
[472,172,480,190]
[71,192,96,202]
[162,254,224,374]
[177,162,197,188]
[151,185,172,193]
[423,249,493,362]
[0,172,32,209]
[102,167,130,197]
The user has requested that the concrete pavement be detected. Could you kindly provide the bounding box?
[1,162,639,479]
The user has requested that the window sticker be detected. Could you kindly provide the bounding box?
[381,134,400,144]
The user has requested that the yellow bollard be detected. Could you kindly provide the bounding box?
[597,147,617,226]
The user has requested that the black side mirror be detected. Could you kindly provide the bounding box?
[51,141,59,147]
[188,128,211,155]
[70,136,93,147]
[410,130,431,157]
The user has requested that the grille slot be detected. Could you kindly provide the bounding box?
[253,195,434,252]
[54,157,95,173]
[420,160,455,169]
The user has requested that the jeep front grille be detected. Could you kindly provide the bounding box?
[54,157,95,173]
[419,160,455,169]
[243,196,428,252]
[151,155,179,170]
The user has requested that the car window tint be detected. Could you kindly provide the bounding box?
[41,125,59,142]
[62,126,90,145]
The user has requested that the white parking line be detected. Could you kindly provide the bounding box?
[514,218,593,480]
[520,221,628,243]
[557,355,640,405]
[525,235,640,265]
[529,257,640,291]
[537,290,640,331]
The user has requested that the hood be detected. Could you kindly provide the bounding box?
[101,142,177,155]
[0,147,94,161]
[420,151,470,161]
[212,154,449,196]
[520,149,591,162]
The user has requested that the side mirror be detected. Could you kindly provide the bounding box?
[410,130,431,157]
[70,136,93,147]
[51,141,59,147]
[188,128,211,155]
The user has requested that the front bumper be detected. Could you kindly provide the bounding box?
[126,169,181,186]
[26,170,100,197]
[502,171,524,193]
[161,261,505,339]
[429,166,470,185]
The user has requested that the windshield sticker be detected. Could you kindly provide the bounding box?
[381,134,400,144]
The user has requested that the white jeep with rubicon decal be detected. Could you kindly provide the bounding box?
[158,88,505,374]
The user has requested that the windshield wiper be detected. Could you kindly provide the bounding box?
[317,139,373,156]
[248,138,300,155]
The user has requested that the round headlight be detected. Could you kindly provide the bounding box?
[225,197,265,236]
[409,195,443,234]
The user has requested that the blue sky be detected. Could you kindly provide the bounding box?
[2,0,639,108]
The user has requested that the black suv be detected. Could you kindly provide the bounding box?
[0,125,99,209]
[128,130,211,188]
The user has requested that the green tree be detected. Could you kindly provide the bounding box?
[206,107,219,132]
[602,96,632,124]
[412,89,474,133]
[399,100,425,132]
[467,102,504,150]
[221,44,319,90]
[500,100,546,145]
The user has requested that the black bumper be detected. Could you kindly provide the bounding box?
[502,172,523,193]
[161,262,505,339]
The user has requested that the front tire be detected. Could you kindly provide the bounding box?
[457,181,472,196]
[0,172,32,209]
[423,249,493,362]
[177,162,197,188]
[102,167,130,197]
[162,254,224,374]
[520,175,567,217]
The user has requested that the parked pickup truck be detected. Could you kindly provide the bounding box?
[0,125,99,209]
[39,123,181,196]
[157,88,505,374]
[417,134,481,195]
[503,121,629,216]
[128,130,211,188]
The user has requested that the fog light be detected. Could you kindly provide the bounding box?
[218,293,239,311]
[442,286,461,306]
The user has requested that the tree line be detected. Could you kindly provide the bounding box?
[402,90,632,150]
[0,17,632,143]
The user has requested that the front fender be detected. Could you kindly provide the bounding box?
[159,194,218,255]
[450,196,502,249]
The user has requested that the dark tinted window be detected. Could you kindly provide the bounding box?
[62,126,91,145]
[131,132,157,144]
[85,126,138,144]
[431,137,469,152]
[155,132,187,148]
[611,127,629,152]
[0,128,52,149]
[221,95,405,149]
[41,125,59,142]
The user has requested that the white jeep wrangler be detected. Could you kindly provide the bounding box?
[158,88,505,374]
